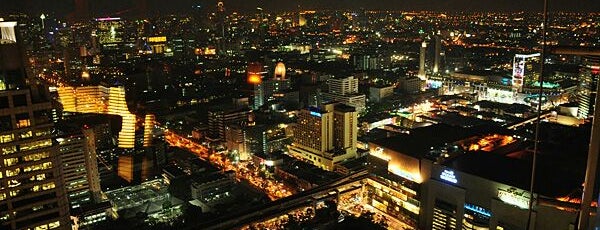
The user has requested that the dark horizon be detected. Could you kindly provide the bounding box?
[0,0,598,18]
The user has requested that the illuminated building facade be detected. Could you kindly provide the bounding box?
[95,17,124,45]
[289,103,358,171]
[367,124,584,230]
[0,21,71,230]
[208,107,252,140]
[143,114,155,147]
[322,76,366,114]
[56,129,101,209]
[57,86,136,148]
[418,41,427,80]
[577,56,600,119]
[512,53,541,91]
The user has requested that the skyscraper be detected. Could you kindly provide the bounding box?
[322,76,366,114]
[512,53,541,91]
[433,36,441,74]
[289,103,358,171]
[418,41,427,80]
[577,56,600,119]
[56,128,101,209]
[0,21,71,230]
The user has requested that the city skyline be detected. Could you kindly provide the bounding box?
[1,2,599,230]
[1,0,600,17]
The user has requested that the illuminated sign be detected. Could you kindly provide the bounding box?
[148,36,167,43]
[440,169,458,184]
[389,167,420,183]
[512,53,540,90]
[95,17,121,21]
[310,111,322,117]
[497,187,530,209]
[464,203,491,217]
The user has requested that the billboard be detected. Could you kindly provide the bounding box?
[512,53,540,90]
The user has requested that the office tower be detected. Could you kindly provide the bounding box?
[0,21,70,230]
[332,104,357,155]
[247,62,265,109]
[208,107,252,140]
[577,56,600,118]
[263,63,291,103]
[143,114,155,147]
[433,36,441,74]
[289,103,358,170]
[512,53,541,91]
[322,76,366,114]
[56,128,101,209]
[418,41,427,80]
[57,86,136,149]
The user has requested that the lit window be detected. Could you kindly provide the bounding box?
[16,119,30,128]
[34,224,49,230]
[0,134,13,143]
[1,145,17,155]
[19,139,52,151]
[0,193,5,201]
[42,182,55,190]
[9,190,19,197]
[3,158,18,167]
[23,152,51,162]
[20,131,33,139]
[48,221,60,229]
[23,162,52,172]
[5,168,20,177]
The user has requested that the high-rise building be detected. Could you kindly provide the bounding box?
[327,76,359,96]
[0,21,71,230]
[289,103,358,170]
[57,86,136,149]
[247,62,265,109]
[433,36,441,74]
[512,53,541,91]
[418,41,427,80]
[56,128,101,209]
[208,107,252,140]
[322,76,366,114]
[577,56,600,118]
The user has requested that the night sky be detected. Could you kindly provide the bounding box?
[0,0,598,17]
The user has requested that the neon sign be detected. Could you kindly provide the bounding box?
[497,187,530,209]
[440,169,458,184]
[310,111,321,117]
[464,203,491,217]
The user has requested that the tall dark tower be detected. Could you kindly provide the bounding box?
[433,35,441,74]
[0,21,71,230]
[217,1,225,38]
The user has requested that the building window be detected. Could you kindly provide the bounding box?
[5,168,20,177]
[12,94,27,107]
[0,134,13,143]
[2,145,17,155]
[0,115,11,131]
[19,139,52,151]
[23,151,51,162]
[20,131,32,139]
[4,157,18,167]
[16,113,30,128]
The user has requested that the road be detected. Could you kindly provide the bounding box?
[164,130,294,200]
